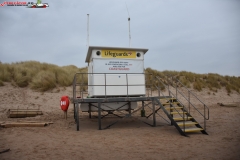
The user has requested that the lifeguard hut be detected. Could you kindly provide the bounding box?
[72,46,209,137]
[77,46,148,112]
[86,46,148,97]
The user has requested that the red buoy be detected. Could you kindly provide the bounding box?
[60,96,69,111]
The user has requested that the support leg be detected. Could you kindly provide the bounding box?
[128,102,131,117]
[74,104,76,122]
[170,104,174,125]
[89,103,92,119]
[141,101,145,117]
[152,99,156,127]
[76,103,79,131]
[98,102,102,130]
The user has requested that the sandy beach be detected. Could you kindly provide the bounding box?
[0,82,240,160]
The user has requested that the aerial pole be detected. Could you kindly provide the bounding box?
[126,3,131,47]
[128,17,131,47]
[87,14,90,47]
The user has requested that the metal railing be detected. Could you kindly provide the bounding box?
[72,72,209,132]
[72,72,152,100]
[155,75,209,131]
[154,77,187,130]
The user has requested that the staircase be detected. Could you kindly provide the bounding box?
[151,76,209,136]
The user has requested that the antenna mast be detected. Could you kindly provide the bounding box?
[126,3,131,47]
[87,14,90,47]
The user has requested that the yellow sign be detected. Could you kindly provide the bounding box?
[101,50,136,58]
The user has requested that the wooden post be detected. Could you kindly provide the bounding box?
[64,111,67,119]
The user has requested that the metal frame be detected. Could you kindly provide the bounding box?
[72,72,209,136]
[73,96,172,130]
[73,72,151,99]
[161,76,210,131]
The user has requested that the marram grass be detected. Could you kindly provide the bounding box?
[0,61,239,93]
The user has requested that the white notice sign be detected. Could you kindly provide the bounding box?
[93,59,144,73]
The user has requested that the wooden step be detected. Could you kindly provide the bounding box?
[166,98,178,103]
[160,97,176,100]
[162,102,180,106]
[7,109,43,118]
[165,107,183,110]
[1,122,48,128]
[173,117,193,121]
[170,111,187,115]
[182,127,203,133]
[177,121,198,126]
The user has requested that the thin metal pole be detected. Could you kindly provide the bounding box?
[152,99,156,127]
[188,90,190,114]
[126,74,128,97]
[105,73,106,98]
[76,103,79,131]
[141,101,145,117]
[81,73,84,98]
[128,17,131,47]
[73,78,74,99]
[168,82,170,96]
[89,103,92,118]
[73,76,76,99]
[98,102,101,130]
[176,81,178,99]
[151,74,153,96]
[126,3,131,47]
[204,104,206,130]
[128,102,131,116]
[87,14,90,47]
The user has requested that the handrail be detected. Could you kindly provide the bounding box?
[72,72,151,100]
[154,75,209,131]
[157,75,209,120]
[154,83,188,117]
[174,87,208,120]
[174,77,209,120]
[173,77,209,108]
[155,77,188,114]
[153,78,187,131]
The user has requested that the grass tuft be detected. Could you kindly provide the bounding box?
[30,70,57,91]
[193,81,202,91]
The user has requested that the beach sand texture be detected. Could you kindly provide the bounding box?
[0,83,240,160]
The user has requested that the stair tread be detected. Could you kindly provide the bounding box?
[160,97,176,100]
[173,117,193,121]
[177,121,198,126]
[182,127,203,132]
[170,111,187,114]
[165,107,183,110]
[162,102,180,105]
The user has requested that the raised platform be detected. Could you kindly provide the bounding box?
[73,96,171,131]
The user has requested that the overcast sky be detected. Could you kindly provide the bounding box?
[0,0,239,76]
